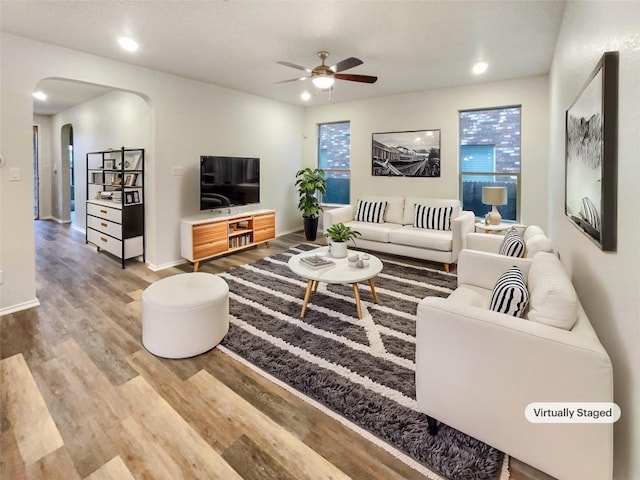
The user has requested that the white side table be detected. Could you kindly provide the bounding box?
[474,222,516,234]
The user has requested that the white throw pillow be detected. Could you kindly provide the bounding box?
[413,205,452,230]
[355,200,387,223]
[489,266,529,317]
[525,234,553,258]
[526,252,578,330]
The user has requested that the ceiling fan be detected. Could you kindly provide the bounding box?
[276,51,378,90]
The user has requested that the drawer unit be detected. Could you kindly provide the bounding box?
[87,228,143,259]
[181,210,276,271]
[87,214,122,240]
[192,221,229,259]
[253,212,276,243]
[87,201,122,224]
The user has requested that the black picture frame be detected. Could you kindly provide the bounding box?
[565,51,618,251]
[372,129,441,177]
[125,191,135,205]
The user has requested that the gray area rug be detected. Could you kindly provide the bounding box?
[219,244,504,480]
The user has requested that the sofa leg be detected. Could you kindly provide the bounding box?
[427,415,439,435]
[443,263,450,273]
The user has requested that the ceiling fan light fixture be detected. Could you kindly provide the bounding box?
[300,91,311,101]
[312,75,335,90]
[33,91,47,101]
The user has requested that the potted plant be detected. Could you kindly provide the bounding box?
[325,222,361,258]
[295,167,327,240]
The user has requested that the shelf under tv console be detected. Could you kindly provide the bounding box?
[180,209,276,271]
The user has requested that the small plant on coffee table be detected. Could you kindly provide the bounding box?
[325,222,361,244]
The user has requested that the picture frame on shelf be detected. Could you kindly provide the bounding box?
[564,51,618,251]
[103,159,114,169]
[124,173,138,187]
[371,129,441,177]
[125,191,135,204]
[132,191,140,203]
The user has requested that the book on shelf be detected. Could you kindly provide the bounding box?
[299,255,334,269]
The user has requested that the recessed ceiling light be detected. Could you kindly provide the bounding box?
[472,62,488,75]
[118,36,139,52]
[33,91,47,101]
[300,91,311,101]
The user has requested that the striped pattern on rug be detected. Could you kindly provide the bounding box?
[219,244,504,480]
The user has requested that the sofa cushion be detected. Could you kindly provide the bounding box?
[402,198,461,225]
[359,196,404,224]
[345,221,401,243]
[523,225,545,241]
[355,200,387,223]
[413,205,453,231]
[388,226,452,251]
[448,284,491,309]
[489,266,529,317]
[525,234,553,258]
[526,252,578,330]
[499,234,526,257]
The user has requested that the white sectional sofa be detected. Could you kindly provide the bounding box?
[323,196,475,272]
[415,249,613,480]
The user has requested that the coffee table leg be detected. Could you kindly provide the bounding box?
[352,283,363,319]
[368,278,379,303]
[301,280,314,317]
[312,280,319,292]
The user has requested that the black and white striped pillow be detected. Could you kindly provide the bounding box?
[414,205,453,231]
[581,197,600,231]
[499,234,526,257]
[355,200,387,223]
[489,266,529,317]
[505,226,521,238]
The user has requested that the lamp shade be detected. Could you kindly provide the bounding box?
[482,186,508,206]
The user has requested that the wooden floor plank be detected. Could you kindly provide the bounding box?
[222,434,298,480]
[188,369,351,480]
[1,428,28,480]
[0,354,64,466]
[24,446,82,480]
[83,456,135,480]
[118,375,244,480]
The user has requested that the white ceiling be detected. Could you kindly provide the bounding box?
[1,0,566,114]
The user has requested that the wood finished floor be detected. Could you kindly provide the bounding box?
[0,220,552,480]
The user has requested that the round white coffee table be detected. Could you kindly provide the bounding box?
[288,247,383,319]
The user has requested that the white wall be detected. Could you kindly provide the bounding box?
[48,89,152,231]
[0,33,303,313]
[548,3,640,479]
[302,75,550,228]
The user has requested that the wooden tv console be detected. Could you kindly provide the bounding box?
[181,209,276,271]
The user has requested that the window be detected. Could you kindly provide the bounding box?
[318,121,350,205]
[459,106,521,221]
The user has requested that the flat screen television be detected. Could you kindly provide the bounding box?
[200,156,260,210]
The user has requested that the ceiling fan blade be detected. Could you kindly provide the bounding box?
[331,57,363,73]
[334,73,378,84]
[274,76,308,84]
[276,61,312,73]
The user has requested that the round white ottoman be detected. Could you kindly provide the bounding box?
[142,272,229,359]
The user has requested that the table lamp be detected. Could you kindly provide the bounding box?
[482,186,507,225]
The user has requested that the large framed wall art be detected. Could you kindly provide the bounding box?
[565,51,618,251]
[372,129,441,177]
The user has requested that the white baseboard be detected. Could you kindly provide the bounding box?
[0,298,40,317]
[147,259,188,272]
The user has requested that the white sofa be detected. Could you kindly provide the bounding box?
[415,250,613,480]
[466,224,554,258]
[323,196,475,272]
